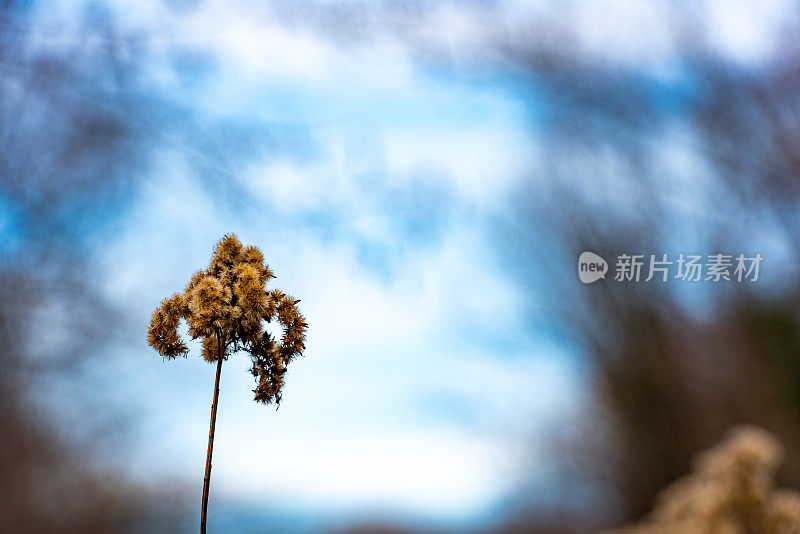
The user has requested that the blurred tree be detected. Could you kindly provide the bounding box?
[147,234,308,534]
[0,2,192,531]
[492,9,800,530]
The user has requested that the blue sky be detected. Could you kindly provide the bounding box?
[57,1,581,527]
[101,59,572,530]
[4,0,797,531]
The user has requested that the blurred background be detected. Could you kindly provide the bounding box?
[2,0,800,532]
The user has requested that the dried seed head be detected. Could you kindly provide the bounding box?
[604,426,800,534]
[146,234,308,406]
[147,294,188,359]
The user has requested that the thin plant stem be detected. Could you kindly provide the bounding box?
[200,335,224,534]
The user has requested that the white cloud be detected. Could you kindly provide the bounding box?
[218,427,512,516]
[382,122,531,209]
[704,0,792,64]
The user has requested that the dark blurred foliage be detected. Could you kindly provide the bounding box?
[0,2,146,248]
[0,3,188,531]
[0,266,186,533]
[493,6,800,533]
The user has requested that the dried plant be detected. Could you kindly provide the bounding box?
[605,426,800,534]
[147,234,307,533]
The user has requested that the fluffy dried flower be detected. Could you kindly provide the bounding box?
[146,234,308,406]
[605,426,800,534]
[147,293,189,359]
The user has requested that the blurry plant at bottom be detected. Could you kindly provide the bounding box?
[147,234,308,534]
[605,426,800,534]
